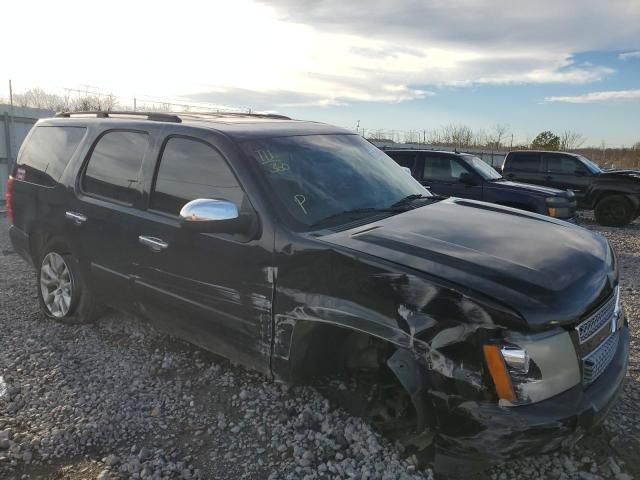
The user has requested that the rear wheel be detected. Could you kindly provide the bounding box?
[594,195,633,227]
[37,238,103,324]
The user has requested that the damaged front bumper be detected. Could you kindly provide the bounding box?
[430,326,630,476]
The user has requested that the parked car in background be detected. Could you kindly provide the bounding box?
[7,112,629,477]
[385,148,577,221]
[502,150,640,226]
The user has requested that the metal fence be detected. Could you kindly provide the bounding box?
[372,141,508,167]
[0,105,54,205]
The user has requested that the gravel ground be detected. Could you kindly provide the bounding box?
[0,214,638,480]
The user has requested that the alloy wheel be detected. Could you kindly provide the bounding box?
[40,252,73,318]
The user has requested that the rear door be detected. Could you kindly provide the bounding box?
[133,133,274,374]
[70,128,155,309]
[543,153,591,201]
[503,152,546,185]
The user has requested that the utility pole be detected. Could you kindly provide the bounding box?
[510,133,514,149]
[133,97,137,111]
[356,120,360,131]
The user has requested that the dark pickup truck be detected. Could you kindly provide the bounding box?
[385,149,577,221]
[502,150,640,226]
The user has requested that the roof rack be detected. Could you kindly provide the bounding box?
[180,112,291,120]
[55,111,182,123]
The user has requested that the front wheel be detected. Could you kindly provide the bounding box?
[37,239,103,324]
[594,195,634,227]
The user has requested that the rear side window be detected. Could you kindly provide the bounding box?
[388,152,416,170]
[17,126,86,186]
[151,137,246,216]
[82,131,148,204]
[507,152,542,172]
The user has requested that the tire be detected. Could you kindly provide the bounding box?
[594,195,634,227]
[36,238,103,324]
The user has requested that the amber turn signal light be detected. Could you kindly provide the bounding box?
[483,344,516,402]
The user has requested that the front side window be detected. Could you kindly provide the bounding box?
[423,156,468,181]
[17,126,86,186]
[151,137,246,216]
[576,155,602,174]
[241,134,428,229]
[546,154,582,174]
[462,155,502,180]
[82,131,148,204]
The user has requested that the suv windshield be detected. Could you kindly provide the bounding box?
[576,155,602,174]
[242,134,429,229]
[462,154,502,180]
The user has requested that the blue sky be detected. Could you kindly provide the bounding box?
[3,0,639,147]
[282,50,640,146]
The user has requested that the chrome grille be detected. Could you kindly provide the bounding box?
[576,288,617,344]
[582,331,619,385]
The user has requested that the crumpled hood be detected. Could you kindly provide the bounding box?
[320,198,615,328]
[489,179,572,197]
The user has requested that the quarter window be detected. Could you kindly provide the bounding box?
[83,131,148,204]
[17,126,86,186]
[151,137,246,216]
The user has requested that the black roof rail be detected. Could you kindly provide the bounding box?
[181,112,292,120]
[55,111,182,123]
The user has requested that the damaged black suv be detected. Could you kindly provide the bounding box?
[7,112,630,476]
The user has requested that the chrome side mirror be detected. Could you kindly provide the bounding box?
[179,198,241,232]
[401,166,412,176]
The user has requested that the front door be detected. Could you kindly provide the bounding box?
[543,153,592,203]
[134,134,273,373]
[420,153,483,199]
[503,152,547,186]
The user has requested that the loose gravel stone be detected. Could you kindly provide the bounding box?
[0,214,638,479]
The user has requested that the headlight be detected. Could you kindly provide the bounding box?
[500,346,530,373]
[545,196,572,218]
[484,329,581,405]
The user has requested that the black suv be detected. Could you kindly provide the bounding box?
[385,149,576,221]
[6,112,629,476]
[502,150,640,226]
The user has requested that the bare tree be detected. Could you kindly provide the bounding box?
[486,124,509,149]
[13,88,71,111]
[560,131,585,150]
[402,130,421,144]
[440,124,474,147]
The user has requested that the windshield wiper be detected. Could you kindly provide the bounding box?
[390,193,427,208]
[310,207,396,229]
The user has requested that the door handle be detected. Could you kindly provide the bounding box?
[545,175,553,181]
[65,211,87,225]
[506,173,515,179]
[138,235,168,252]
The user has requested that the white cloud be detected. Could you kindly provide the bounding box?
[1,0,637,108]
[545,90,640,103]
[619,51,640,60]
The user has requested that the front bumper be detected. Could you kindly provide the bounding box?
[433,326,629,475]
